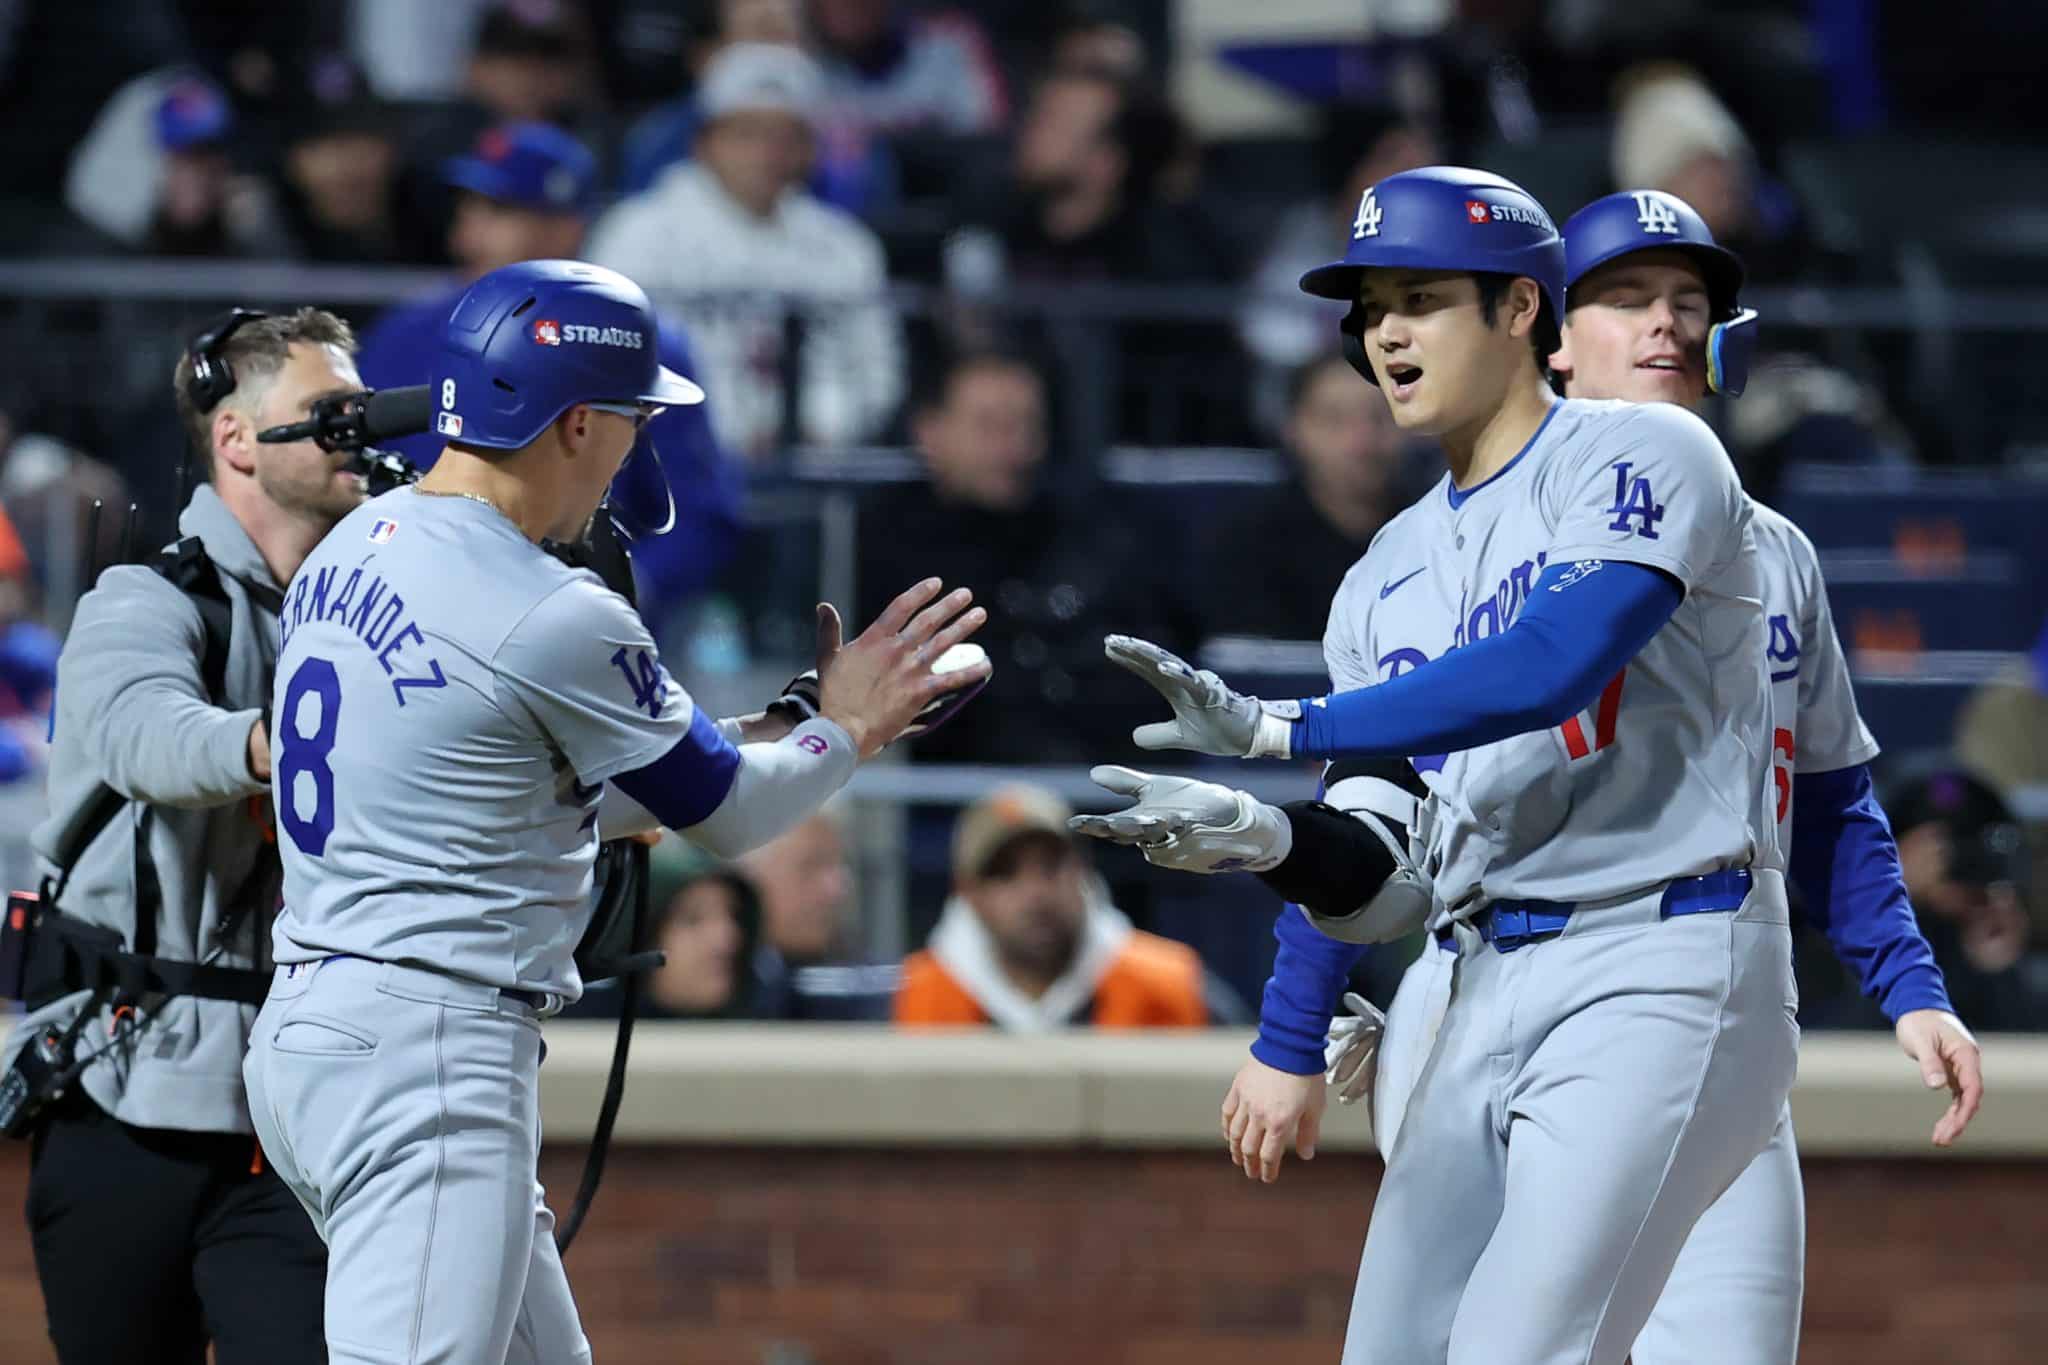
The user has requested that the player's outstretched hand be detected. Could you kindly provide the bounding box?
[1325,992,1385,1107]
[819,578,990,760]
[1222,1055,1325,1184]
[1894,1008,1984,1147]
[1068,766,1292,874]
[1103,635,1299,758]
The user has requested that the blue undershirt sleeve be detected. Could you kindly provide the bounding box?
[1791,763,1953,1021]
[1294,559,1683,759]
[1252,904,1371,1075]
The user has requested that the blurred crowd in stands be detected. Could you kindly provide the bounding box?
[2,0,2046,1031]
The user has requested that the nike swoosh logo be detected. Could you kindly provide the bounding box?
[1380,568,1426,600]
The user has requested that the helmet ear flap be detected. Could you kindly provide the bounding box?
[1340,303,1379,386]
[1706,307,1758,397]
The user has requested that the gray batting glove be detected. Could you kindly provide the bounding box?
[1068,765,1294,874]
[1324,991,1385,1105]
[1104,634,1300,758]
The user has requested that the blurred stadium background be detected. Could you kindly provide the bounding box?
[2,0,2047,1361]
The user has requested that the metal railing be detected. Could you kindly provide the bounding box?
[6,259,2048,330]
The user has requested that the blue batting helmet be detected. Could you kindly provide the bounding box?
[431,260,705,450]
[1300,166,1566,386]
[1561,190,1757,397]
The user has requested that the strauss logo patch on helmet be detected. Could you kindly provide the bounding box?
[532,318,562,346]
[1471,201,1548,228]
[560,324,645,348]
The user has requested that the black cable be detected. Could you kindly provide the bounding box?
[556,839,651,1256]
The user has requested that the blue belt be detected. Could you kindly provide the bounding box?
[1437,868,1753,954]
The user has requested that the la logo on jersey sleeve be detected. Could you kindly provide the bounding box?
[1606,462,1666,539]
[1767,614,1801,682]
[609,646,668,719]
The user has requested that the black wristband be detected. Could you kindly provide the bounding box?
[1255,800,1399,918]
[765,670,821,726]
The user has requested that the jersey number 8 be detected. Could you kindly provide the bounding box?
[279,656,342,856]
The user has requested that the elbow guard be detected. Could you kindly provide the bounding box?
[1258,774,1434,945]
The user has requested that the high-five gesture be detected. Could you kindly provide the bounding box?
[820,578,990,759]
[1104,634,1299,758]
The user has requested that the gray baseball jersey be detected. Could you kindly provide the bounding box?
[1751,501,1880,835]
[1357,492,1874,1364]
[268,487,688,998]
[1322,397,1779,915]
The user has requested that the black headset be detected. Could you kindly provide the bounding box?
[182,307,269,414]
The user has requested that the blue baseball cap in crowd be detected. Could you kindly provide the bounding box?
[156,77,233,153]
[442,122,597,214]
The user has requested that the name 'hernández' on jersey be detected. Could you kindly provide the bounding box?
[1323,397,1780,915]
[268,486,695,999]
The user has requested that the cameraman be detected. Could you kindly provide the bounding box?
[6,308,367,1363]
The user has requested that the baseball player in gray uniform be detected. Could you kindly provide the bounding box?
[1080,181,1989,1362]
[1074,168,1798,1364]
[1321,190,1985,1364]
[242,260,988,1364]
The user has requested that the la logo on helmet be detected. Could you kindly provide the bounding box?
[1353,189,1383,239]
[1632,192,1681,235]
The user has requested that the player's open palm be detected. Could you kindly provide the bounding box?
[1223,1056,1325,1184]
[1105,635,1299,758]
[818,578,990,760]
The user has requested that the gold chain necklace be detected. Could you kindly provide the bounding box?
[411,485,512,522]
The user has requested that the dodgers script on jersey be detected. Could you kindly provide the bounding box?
[1750,501,1880,836]
[1324,398,1779,912]
[267,488,689,997]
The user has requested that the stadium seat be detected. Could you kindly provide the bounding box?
[1776,469,2048,564]
[1850,675,1985,755]
[1782,137,2048,282]
[1781,137,2048,458]
[1825,572,2040,655]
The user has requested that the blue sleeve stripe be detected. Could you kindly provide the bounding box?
[612,705,742,830]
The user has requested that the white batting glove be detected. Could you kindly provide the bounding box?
[1068,765,1294,874]
[1324,992,1385,1105]
[1104,634,1299,758]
